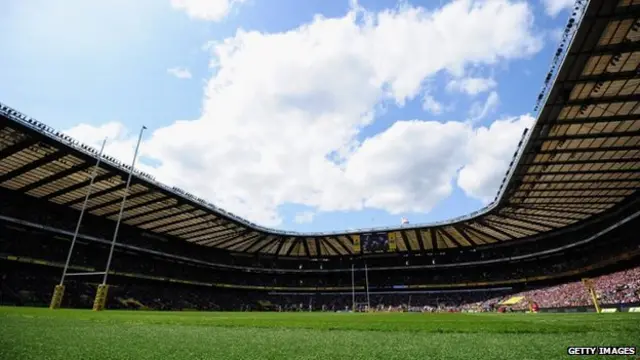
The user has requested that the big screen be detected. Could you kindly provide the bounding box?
[361,233,389,253]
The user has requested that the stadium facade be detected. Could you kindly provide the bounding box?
[1,0,639,311]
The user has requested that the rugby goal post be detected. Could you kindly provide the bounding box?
[351,264,371,312]
[50,138,107,310]
[581,278,601,313]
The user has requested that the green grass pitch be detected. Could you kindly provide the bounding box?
[0,307,638,359]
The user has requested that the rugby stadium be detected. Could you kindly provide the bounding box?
[1,0,640,359]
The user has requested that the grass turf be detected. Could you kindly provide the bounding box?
[0,307,638,359]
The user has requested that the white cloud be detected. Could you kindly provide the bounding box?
[170,0,244,21]
[422,95,444,114]
[457,114,535,202]
[167,67,192,79]
[345,120,470,214]
[294,211,315,224]
[541,0,574,18]
[469,91,500,122]
[66,0,543,227]
[447,77,497,95]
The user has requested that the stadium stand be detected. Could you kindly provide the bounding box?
[0,0,639,312]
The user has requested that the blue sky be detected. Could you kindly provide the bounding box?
[0,0,576,232]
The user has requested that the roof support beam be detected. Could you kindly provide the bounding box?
[511,204,609,215]
[512,193,627,199]
[568,36,640,57]
[42,173,116,201]
[454,225,480,246]
[322,238,342,256]
[477,219,518,239]
[248,236,278,253]
[520,178,638,184]
[315,237,322,257]
[64,182,127,207]
[18,163,93,193]
[399,231,411,252]
[214,232,257,249]
[510,199,619,205]
[216,235,253,251]
[179,225,235,239]
[546,114,640,125]
[0,138,37,159]
[558,70,640,87]
[536,145,640,154]
[330,236,353,255]
[485,220,532,237]
[500,206,586,222]
[286,238,301,256]
[145,213,210,232]
[273,237,289,257]
[505,213,577,227]
[117,200,175,222]
[522,169,640,176]
[345,235,359,255]
[485,219,532,238]
[192,234,232,246]
[169,223,230,240]
[414,229,425,252]
[135,208,196,228]
[429,228,437,251]
[301,238,311,257]
[499,212,572,228]
[548,93,640,107]
[535,130,640,142]
[461,224,502,243]
[88,190,156,213]
[488,216,552,232]
[152,216,217,233]
[226,234,263,251]
[438,229,463,247]
[197,229,251,246]
[208,232,249,247]
[518,186,638,192]
[524,158,640,166]
[212,229,254,245]
[332,236,355,255]
[0,151,66,183]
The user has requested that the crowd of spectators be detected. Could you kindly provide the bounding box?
[2,263,639,312]
[506,266,640,309]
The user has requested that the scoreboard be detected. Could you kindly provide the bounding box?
[352,232,399,253]
[352,232,399,254]
[362,233,388,253]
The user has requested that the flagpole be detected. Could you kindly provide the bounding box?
[102,125,146,285]
[60,138,107,285]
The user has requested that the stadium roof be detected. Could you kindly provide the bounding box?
[0,0,638,257]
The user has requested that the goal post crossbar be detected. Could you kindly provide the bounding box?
[65,272,106,277]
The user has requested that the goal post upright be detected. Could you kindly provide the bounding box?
[364,263,370,311]
[582,278,601,313]
[93,125,146,311]
[351,263,355,312]
[50,138,107,310]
